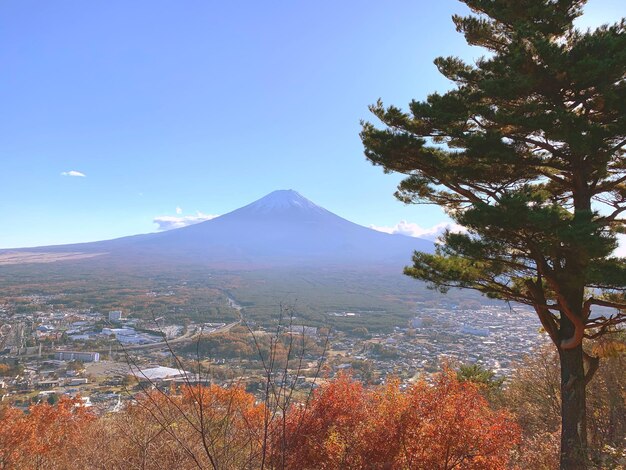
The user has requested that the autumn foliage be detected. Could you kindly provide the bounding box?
[0,374,520,470]
[86,384,267,469]
[273,373,519,470]
[0,397,94,469]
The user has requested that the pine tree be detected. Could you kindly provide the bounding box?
[360,1,626,468]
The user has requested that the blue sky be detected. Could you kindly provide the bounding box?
[1,0,624,249]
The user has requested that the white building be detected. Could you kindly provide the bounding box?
[55,351,100,362]
[102,327,160,344]
[460,325,491,337]
[129,366,191,383]
[289,325,318,337]
[67,378,89,386]
[109,310,123,322]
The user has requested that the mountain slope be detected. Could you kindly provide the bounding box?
[2,190,433,268]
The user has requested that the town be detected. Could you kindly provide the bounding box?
[0,292,548,415]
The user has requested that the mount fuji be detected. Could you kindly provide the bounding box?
[2,190,433,269]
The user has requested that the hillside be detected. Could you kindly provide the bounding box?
[0,190,433,269]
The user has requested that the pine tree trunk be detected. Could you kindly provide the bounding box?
[559,343,588,469]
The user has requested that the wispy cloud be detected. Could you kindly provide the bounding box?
[175,206,183,215]
[370,220,466,242]
[61,170,86,177]
[153,212,219,231]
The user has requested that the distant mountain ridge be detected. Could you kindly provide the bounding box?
[2,190,433,268]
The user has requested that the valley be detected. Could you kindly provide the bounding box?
[0,190,547,410]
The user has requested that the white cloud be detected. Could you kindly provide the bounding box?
[175,206,183,215]
[153,212,219,231]
[370,220,467,242]
[372,223,626,255]
[61,170,86,177]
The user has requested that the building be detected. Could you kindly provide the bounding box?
[35,380,60,389]
[108,310,123,322]
[289,325,318,337]
[67,378,89,386]
[129,366,191,384]
[102,327,160,344]
[460,325,491,337]
[55,351,100,362]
